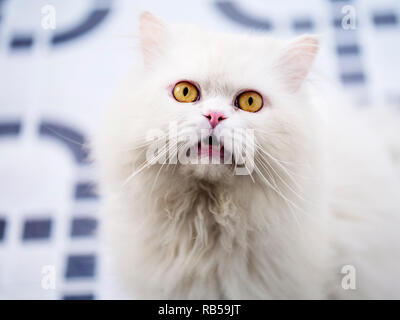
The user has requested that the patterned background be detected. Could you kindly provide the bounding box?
[0,0,399,299]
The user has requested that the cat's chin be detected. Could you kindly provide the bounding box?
[178,163,234,183]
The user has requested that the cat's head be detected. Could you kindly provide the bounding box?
[108,12,320,186]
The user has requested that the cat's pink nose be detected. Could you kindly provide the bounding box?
[204,111,226,128]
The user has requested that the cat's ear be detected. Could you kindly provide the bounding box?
[139,12,166,66]
[276,34,319,92]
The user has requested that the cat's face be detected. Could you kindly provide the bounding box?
[125,13,319,183]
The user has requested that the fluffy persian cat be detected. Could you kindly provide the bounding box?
[93,12,400,299]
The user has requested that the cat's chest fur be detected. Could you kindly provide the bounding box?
[112,172,328,299]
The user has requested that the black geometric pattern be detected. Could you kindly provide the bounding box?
[22,219,52,241]
[71,218,98,237]
[0,218,6,241]
[65,254,96,279]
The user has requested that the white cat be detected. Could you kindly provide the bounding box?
[93,12,400,299]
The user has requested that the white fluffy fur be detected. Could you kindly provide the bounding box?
[93,13,400,299]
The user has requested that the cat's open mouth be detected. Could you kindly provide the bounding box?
[185,134,226,160]
[198,134,225,159]
[197,136,225,159]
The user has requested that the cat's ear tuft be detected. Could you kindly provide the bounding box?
[139,12,166,66]
[276,34,319,92]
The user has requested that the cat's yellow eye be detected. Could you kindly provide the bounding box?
[236,91,263,112]
[173,81,199,103]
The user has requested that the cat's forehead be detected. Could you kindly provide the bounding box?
[164,27,282,94]
[168,27,280,64]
